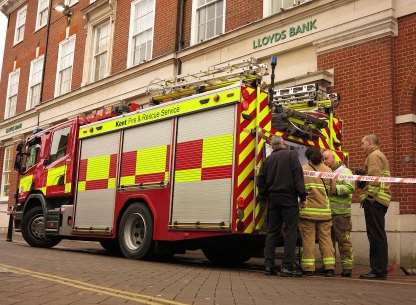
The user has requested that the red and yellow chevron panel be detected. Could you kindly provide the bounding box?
[235,86,269,234]
[174,134,233,183]
[78,154,117,191]
[120,145,171,186]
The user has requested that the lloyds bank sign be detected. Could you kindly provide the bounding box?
[252,19,317,49]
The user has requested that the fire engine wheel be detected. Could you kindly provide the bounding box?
[21,206,61,248]
[118,203,153,259]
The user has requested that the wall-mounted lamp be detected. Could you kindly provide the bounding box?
[55,4,73,25]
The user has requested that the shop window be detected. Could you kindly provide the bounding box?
[55,36,76,97]
[27,56,44,110]
[14,5,27,45]
[0,147,12,201]
[127,0,154,67]
[191,0,224,45]
[4,69,20,119]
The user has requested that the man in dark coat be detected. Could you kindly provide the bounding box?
[258,136,306,277]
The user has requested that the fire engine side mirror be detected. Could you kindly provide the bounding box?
[14,143,25,174]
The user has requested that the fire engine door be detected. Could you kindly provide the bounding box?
[171,105,236,229]
[74,132,120,232]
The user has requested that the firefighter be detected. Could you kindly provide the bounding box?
[358,134,391,280]
[323,150,354,277]
[299,147,336,276]
[257,136,306,277]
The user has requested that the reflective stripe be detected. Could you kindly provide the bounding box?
[175,169,201,183]
[79,86,241,139]
[136,145,167,175]
[78,181,86,192]
[86,155,110,181]
[202,134,233,168]
[120,175,135,186]
[19,175,33,193]
[301,258,315,265]
[323,257,335,265]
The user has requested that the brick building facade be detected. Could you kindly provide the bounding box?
[0,0,415,264]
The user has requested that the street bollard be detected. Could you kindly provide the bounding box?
[6,211,13,242]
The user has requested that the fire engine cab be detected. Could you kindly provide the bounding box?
[12,58,343,264]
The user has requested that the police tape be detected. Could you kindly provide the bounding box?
[303,170,416,184]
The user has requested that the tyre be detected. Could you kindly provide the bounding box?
[202,246,251,266]
[21,206,61,248]
[99,239,121,254]
[118,202,153,259]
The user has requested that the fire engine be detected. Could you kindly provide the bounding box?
[12,58,343,264]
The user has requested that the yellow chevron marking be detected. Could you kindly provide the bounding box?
[257,107,269,125]
[238,159,255,186]
[239,120,255,143]
[245,87,255,95]
[238,139,255,165]
[244,221,254,233]
[243,200,254,222]
[240,182,254,199]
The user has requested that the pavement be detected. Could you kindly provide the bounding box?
[0,234,416,305]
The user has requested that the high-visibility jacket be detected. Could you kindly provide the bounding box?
[301,162,334,221]
[329,163,354,215]
[360,148,391,207]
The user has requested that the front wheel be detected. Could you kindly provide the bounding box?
[118,202,153,259]
[21,206,61,248]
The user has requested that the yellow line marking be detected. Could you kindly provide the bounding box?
[0,263,190,305]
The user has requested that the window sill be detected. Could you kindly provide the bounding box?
[13,39,24,47]
[34,24,47,34]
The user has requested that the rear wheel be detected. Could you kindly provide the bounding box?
[118,202,153,259]
[21,206,61,248]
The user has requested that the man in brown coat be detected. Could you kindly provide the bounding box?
[359,134,391,280]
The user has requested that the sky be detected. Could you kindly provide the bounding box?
[0,13,7,81]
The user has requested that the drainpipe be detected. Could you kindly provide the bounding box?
[38,0,53,120]
[175,0,185,76]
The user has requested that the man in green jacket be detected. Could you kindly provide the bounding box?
[359,134,391,280]
[323,150,354,277]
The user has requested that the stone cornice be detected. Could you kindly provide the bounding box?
[0,53,176,132]
[178,0,355,61]
[0,0,25,15]
[314,14,398,54]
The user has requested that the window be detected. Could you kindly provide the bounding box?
[55,36,76,97]
[128,0,154,67]
[27,56,44,110]
[65,0,79,6]
[49,127,70,164]
[36,0,49,30]
[92,20,110,81]
[4,69,20,119]
[192,0,224,44]
[0,147,12,201]
[14,5,27,45]
[265,0,311,17]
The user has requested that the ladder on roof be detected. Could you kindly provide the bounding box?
[148,57,269,103]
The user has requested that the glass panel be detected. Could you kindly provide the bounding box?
[49,127,70,163]
[30,84,41,108]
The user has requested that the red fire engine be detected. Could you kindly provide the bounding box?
[12,59,343,264]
